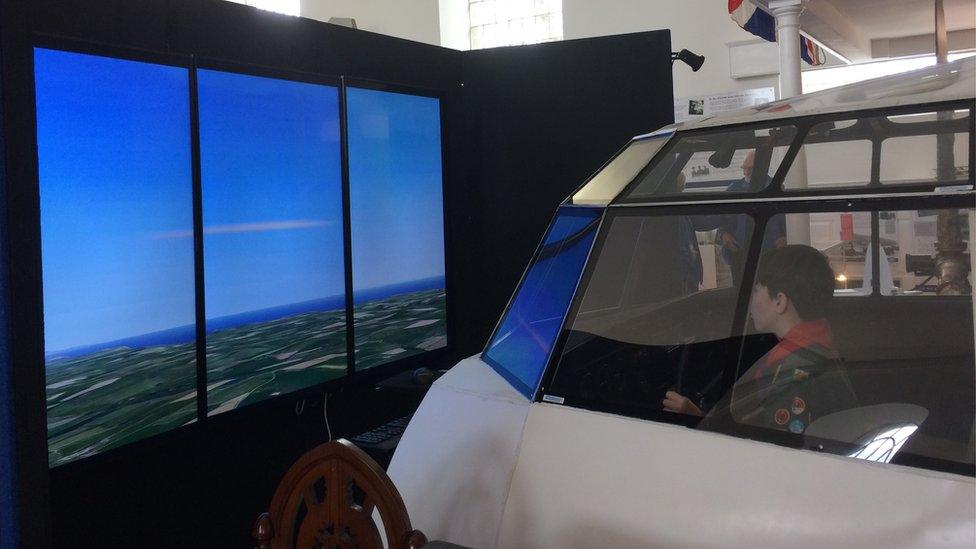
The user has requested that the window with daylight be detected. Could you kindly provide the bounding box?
[222,0,299,17]
[469,0,563,49]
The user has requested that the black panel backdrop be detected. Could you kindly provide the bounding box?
[0,1,674,546]
[459,32,674,350]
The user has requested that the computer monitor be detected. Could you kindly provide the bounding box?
[346,86,447,370]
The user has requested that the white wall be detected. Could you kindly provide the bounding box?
[561,0,780,101]
[300,0,441,45]
[299,1,784,101]
[438,0,471,50]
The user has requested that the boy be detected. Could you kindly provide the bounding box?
[663,244,858,433]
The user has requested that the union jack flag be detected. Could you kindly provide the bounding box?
[728,0,826,66]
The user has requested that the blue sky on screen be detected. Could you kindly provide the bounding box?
[36,48,195,353]
[197,70,344,319]
[347,88,445,292]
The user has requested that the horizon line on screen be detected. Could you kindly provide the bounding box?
[45,275,446,359]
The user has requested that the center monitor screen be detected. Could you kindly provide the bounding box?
[197,69,345,415]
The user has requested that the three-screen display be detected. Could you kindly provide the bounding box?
[36,49,446,465]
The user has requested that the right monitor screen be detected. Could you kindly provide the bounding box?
[347,88,447,369]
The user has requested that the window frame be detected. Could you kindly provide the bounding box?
[481,205,604,399]
[537,191,976,478]
[614,99,975,205]
[566,133,672,206]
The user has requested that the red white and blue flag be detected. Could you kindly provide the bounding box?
[729,0,825,66]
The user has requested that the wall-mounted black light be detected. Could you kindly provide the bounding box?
[671,49,705,72]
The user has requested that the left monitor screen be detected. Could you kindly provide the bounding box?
[36,48,197,466]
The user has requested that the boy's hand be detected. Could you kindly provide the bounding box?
[663,391,704,416]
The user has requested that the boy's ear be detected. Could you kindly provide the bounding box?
[773,291,789,314]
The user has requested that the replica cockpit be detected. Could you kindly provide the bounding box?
[390,58,976,548]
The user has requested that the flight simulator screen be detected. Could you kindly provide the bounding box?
[36,48,450,465]
[346,87,447,370]
[37,48,197,466]
[198,69,346,415]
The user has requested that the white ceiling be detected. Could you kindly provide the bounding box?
[760,0,976,62]
[834,0,975,38]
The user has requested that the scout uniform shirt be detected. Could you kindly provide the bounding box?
[728,318,859,434]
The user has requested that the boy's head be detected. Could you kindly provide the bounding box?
[750,245,835,332]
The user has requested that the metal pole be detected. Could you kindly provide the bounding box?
[769,0,804,98]
[769,0,810,245]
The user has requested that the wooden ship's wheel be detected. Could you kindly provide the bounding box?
[254,439,427,549]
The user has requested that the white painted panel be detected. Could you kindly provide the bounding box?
[388,356,530,548]
[499,403,975,549]
[729,40,781,79]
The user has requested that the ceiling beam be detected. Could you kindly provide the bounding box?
[872,28,976,58]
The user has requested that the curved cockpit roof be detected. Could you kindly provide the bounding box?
[652,56,975,134]
[570,56,975,207]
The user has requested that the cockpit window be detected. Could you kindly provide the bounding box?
[546,210,756,419]
[483,207,601,398]
[621,125,797,200]
[783,108,972,190]
[716,206,975,470]
[543,202,975,476]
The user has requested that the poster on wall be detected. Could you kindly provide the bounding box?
[673,86,775,124]
[672,87,778,188]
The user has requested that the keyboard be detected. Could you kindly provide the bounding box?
[351,414,412,447]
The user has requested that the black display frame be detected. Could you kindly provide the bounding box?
[29,37,455,469]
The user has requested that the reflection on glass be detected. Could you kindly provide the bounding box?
[550,212,754,410]
[791,212,874,295]
[880,132,969,184]
[883,209,973,296]
[791,209,973,297]
[347,88,446,371]
[37,49,196,465]
[624,125,796,199]
[198,70,345,415]
[546,204,974,474]
[849,425,919,463]
[748,208,974,467]
[572,137,667,205]
[784,108,972,190]
[785,134,871,189]
[485,208,601,397]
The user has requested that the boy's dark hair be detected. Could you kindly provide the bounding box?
[755,245,835,320]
